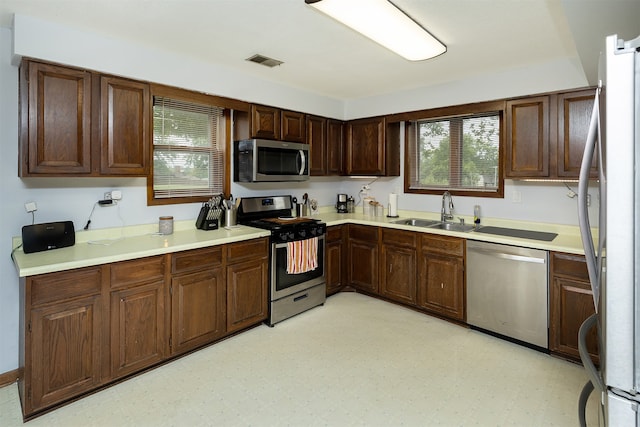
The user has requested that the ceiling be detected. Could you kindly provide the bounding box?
[0,0,638,100]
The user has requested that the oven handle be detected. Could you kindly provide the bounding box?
[274,234,325,249]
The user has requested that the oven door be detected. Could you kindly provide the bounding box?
[271,235,325,300]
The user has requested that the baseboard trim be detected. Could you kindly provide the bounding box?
[0,368,20,388]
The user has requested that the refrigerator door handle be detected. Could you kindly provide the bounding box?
[578,87,601,311]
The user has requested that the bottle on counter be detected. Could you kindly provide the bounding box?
[474,205,481,228]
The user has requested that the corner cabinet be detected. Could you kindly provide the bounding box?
[19,60,150,177]
[345,117,399,176]
[347,224,380,293]
[417,235,465,322]
[505,88,597,180]
[549,252,599,364]
[326,225,346,295]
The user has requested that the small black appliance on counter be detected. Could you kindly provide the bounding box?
[21,221,75,254]
[336,193,348,213]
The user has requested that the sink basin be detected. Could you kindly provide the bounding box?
[427,222,475,233]
[391,218,474,232]
[391,218,441,227]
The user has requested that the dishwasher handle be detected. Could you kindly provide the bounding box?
[467,246,546,264]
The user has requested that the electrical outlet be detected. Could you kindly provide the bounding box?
[111,190,122,200]
[587,194,591,207]
[25,201,37,213]
[104,191,112,200]
[511,190,522,203]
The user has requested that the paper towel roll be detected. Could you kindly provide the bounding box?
[388,193,398,217]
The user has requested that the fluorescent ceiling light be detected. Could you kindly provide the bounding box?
[305,0,446,61]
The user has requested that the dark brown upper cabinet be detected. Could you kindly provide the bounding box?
[20,61,93,175]
[19,60,150,177]
[505,88,596,180]
[345,117,399,176]
[250,104,281,140]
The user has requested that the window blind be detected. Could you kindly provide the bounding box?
[152,97,225,199]
[409,112,500,193]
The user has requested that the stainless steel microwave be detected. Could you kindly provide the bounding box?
[234,139,310,182]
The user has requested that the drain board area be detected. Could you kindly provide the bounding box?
[473,226,557,242]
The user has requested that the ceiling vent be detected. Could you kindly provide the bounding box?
[246,54,284,68]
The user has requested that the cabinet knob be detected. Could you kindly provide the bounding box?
[441,282,444,289]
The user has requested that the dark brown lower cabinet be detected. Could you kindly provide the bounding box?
[19,238,269,419]
[379,229,417,305]
[347,224,380,293]
[326,225,346,295]
[170,246,226,355]
[417,235,465,322]
[549,252,599,364]
[108,256,166,379]
[20,266,103,417]
[226,239,269,333]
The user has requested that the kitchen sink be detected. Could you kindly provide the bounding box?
[391,218,474,232]
[391,218,441,227]
[427,222,476,233]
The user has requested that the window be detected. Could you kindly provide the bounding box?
[150,95,226,204]
[406,109,503,197]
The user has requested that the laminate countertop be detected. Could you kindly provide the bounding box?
[12,209,589,278]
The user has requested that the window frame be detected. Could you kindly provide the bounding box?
[147,85,233,206]
[403,100,505,198]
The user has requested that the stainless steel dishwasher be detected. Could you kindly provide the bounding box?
[466,240,548,349]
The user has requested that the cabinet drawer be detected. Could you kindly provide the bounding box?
[29,266,102,306]
[326,225,343,242]
[172,246,223,274]
[422,235,464,257]
[110,256,165,289]
[227,238,269,264]
[349,224,379,243]
[551,252,589,281]
[382,229,416,248]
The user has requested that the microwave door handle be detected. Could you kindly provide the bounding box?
[298,150,306,175]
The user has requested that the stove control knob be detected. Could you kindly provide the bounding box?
[298,229,307,239]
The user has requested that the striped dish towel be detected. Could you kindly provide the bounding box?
[286,237,318,274]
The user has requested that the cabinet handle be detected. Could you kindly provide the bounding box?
[441,282,444,289]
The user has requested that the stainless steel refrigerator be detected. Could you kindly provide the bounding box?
[578,33,640,426]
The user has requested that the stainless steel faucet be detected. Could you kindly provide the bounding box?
[441,191,454,222]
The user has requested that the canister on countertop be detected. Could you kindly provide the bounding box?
[159,216,174,235]
[474,205,481,228]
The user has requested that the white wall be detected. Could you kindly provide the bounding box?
[0,17,598,375]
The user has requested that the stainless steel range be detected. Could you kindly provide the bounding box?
[237,195,326,326]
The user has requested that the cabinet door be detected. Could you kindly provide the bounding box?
[226,257,268,333]
[307,115,327,175]
[28,294,102,413]
[100,76,149,175]
[418,253,464,321]
[327,119,344,175]
[282,110,306,143]
[23,61,92,175]
[348,240,379,293]
[505,96,550,178]
[110,281,165,379]
[326,240,344,295]
[549,252,599,363]
[557,90,597,178]
[251,104,280,140]
[171,268,226,355]
[380,245,416,305]
[345,117,385,175]
[550,277,599,363]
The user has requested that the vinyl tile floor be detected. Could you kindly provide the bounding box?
[0,292,600,426]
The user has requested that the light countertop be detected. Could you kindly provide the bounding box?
[12,209,589,278]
